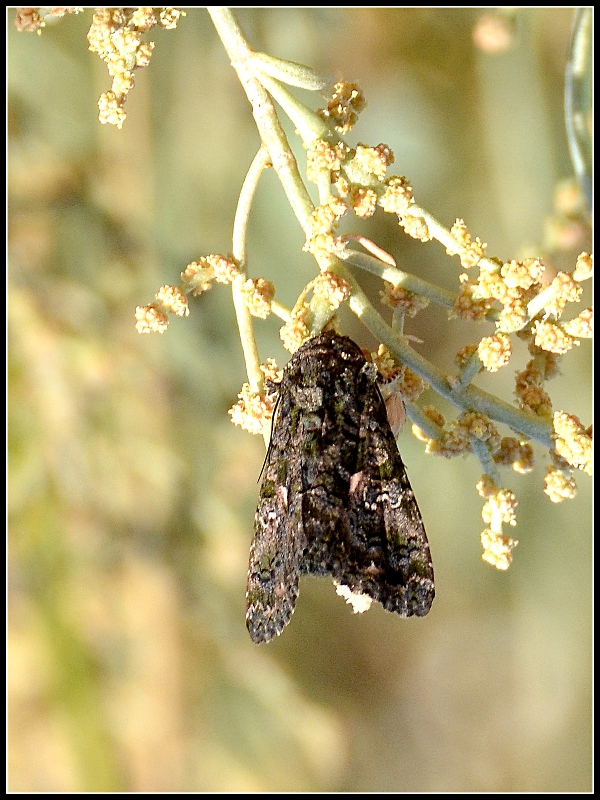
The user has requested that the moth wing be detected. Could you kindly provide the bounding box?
[246,483,306,644]
[342,369,435,617]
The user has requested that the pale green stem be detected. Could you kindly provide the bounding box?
[231,275,262,393]
[232,146,271,268]
[404,401,443,441]
[471,439,502,485]
[231,274,266,467]
[250,51,333,91]
[253,70,333,145]
[316,169,333,205]
[391,307,405,335]
[208,8,315,234]
[230,148,274,447]
[270,300,292,322]
[341,248,457,310]
[456,350,484,389]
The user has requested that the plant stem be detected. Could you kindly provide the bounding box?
[342,248,457,310]
[208,8,315,234]
[229,147,271,403]
[232,146,271,268]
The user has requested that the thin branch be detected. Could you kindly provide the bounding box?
[208,8,315,235]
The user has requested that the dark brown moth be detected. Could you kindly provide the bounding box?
[246,331,434,644]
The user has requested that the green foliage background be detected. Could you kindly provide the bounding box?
[8,8,591,792]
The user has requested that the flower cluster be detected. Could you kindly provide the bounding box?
[352,144,394,181]
[380,284,430,317]
[544,466,577,503]
[453,230,591,354]
[241,278,275,319]
[532,320,576,355]
[455,344,480,371]
[134,303,169,334]
[135,284,188,334]
[394,367,427,403]
[228,380,276,437]
[229,358,282,437]
[347,186,378,218]
[305,133,424,262]
[399,213,432,242]
[378,176,414,216]
[306,137,416,238]
[279,315,311,354]
[447,218,487,269]
[87,8,185,128]
[15,7,83,33]
[182,255,241,292]
[305,198,348,236]
[302,198,349,260]
[480,527,518,571]
[371,345,404,383]
[514,358,554,417]
[136,254,244,333]
[371,345,427,404]
[260,358,283,387]
[445,230,592,521]
[493,437,534,474]
[552,411,592,476]
[477,333,512,372]
[306,140,347,183]
[452,274,495,322]
[562,307,593,338]
[311,271,351,311]
[477,476,518,570]
[573,251,593,281]
[424,411,501,460]
[317,82,366,133]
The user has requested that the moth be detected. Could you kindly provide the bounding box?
[246,331,434,644]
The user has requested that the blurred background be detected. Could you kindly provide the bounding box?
[8,8,591,792]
